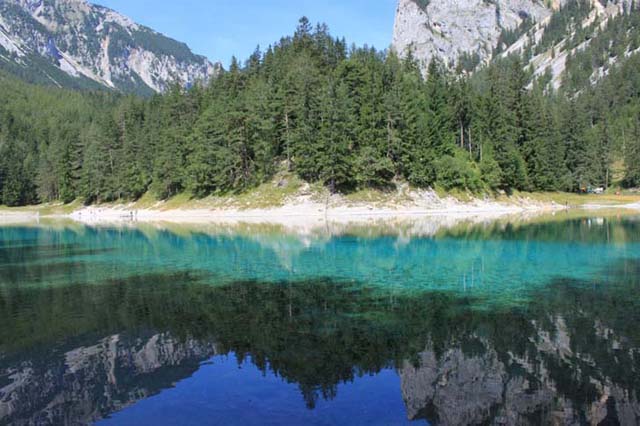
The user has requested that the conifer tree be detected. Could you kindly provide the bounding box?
[317,80,354,192]
[624,111,640,187]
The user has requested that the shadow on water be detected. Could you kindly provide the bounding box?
[0,217,640,424]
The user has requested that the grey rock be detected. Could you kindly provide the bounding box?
[0,0,221,93]
[392,0,556,70]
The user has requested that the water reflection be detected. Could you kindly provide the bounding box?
[0,269,639,424]
[2,215,640,301]
[0,216,639,424]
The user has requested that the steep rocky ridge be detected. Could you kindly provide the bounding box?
[0,0,221,94]
[393,0,639,90]
[502,0,636,89]
[392,0,561,69]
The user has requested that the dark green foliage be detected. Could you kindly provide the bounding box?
[434,153,483,191]
[561,3,640,94]
[494,16,535,56]
[411,0,431,11]
[535,0,593,55]
[521,87,568,191]
[3,16,640,207]
[624,111,640,187]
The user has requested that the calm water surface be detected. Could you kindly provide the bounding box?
[1,216,640,425]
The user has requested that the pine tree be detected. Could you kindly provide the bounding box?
[0,140,33,206]
[116,97,149,199]
[624,111,640,187]
[79,123,112,203]
[186,102,232,196]
[522,87,567,191]
[243,78,277,182]
[476,66,527,191]
[424,60,455,159]
[317,80,354,192]
[152,83,200,199]
[562,98,591,191]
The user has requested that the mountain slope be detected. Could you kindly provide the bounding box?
[0,0,221,94]
[501,0,636,90]
[392,0,637,91]
[392,0,562,70]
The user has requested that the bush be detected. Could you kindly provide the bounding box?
[434,152,483,192]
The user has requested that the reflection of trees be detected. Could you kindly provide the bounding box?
[3,217,640,303]
[438,216,640,244]
[1,259,640,422]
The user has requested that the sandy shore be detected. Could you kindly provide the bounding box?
[0,211,40,225]
[7,189,640,231]
[65,192,565,228]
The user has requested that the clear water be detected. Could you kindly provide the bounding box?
[1,216,640,425]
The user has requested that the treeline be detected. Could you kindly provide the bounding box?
[1,16,640,206]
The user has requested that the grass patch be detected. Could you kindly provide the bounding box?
[343,186,413,206]
[0,200,82,216]
[158,192,195,211]
[513,191,640,206]
[221,174,305,209]
[133,172,309,211]
[131,192,161,210]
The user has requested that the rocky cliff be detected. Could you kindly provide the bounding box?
[0,0,221,94]
[392,0,558,69]
[392,0,637,89]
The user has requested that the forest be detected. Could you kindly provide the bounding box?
[1,11,640,207]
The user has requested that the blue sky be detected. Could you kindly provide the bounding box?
[96,0,398,67]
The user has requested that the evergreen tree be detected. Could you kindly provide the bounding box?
[562,98,591,191]
[522,87,567,191]
[2,16,640,207]
[624,111,640,187]
[317,80,354,192]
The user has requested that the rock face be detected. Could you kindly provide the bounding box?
[0,0,221,94]
[504,0,634,89]
[392,0,556,69]
[392,0,636,89]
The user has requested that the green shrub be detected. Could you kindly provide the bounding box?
[434,152,483,192]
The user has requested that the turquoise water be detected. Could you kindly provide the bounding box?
[1,216,640,424]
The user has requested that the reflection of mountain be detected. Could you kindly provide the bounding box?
[400,319,640,425]
[397,265,640,425]
[0,333,216,425]
[1,270,640,424]
[1,222,640,424]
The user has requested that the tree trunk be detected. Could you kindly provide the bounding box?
[285,112,291,171]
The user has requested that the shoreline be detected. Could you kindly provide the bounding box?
[66,191,569,227]
[1,197,564,227]
[3,190,640,229]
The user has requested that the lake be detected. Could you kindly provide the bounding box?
[1,215,639,425]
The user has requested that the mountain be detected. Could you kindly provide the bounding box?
[500,0,636,90]
[392,0,561,70]
[0,0,221,95]
[2,7,640,207]
[393,0,636,88]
